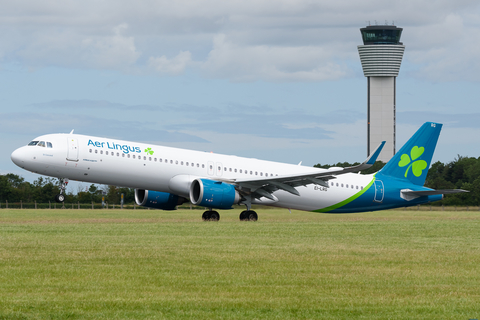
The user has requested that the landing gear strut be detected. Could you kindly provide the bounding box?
[55,178,69,203]
[202,210,220,221]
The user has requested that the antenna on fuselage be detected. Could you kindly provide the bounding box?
[69,129,74,134]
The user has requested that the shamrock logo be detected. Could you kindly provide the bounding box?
[145,147,154,155]
[398,146,427,178]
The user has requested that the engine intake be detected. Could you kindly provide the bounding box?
[189,179,240,209]
[135,189,185,210]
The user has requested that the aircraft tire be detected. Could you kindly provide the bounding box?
[210,211,220,221]
[55,194,65,203]
[239,211,247,221]
[247,211,258,221]
[202,211,211,221]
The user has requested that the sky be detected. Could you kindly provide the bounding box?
[1,0,480,192]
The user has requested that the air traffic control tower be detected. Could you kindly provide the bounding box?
[358,25,405,162]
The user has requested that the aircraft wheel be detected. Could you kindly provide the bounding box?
[55,194,65,203]
[202,211,211,221]
[239,210,248,221]
[209,211,220,221]
[247,211,258,221]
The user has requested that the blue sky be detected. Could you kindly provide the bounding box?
[1,0,480,192]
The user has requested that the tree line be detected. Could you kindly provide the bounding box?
[1,155,479,205]
[0,174,135,204]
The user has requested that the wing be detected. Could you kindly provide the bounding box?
[230,141,385,201]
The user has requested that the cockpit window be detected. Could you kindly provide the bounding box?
[37,141,46,147]
[47,142,53,148]
[28,141,39,146]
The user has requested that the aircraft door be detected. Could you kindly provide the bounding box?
[374,180,384,203]
[66,137,79,162]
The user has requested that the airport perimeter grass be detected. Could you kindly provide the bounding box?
[0,208,479,319]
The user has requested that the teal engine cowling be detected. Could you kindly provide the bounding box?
[135,189,186,210]
[189,178,240,209]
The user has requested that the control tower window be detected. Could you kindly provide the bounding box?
[28,141,39,146]
[360,26,402,45]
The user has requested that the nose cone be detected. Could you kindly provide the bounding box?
[11,147,26,168]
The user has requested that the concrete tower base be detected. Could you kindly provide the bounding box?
[368,76,395,162]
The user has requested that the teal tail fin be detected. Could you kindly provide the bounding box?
[379,122,442,186]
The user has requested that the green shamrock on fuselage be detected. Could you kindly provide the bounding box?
[145,147,154,155]
[398,146,427,178]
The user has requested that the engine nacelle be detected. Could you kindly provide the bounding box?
[189,178,240,209]
[135,189,185,210]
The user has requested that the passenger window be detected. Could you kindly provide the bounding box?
[106,151,108,155]
[235,169,237,173]
[361,186,363,190]
[127,154,130,158]
[336,183,338,187]
[240,169,242,173]
[117,153,120,157]
[122,154,125,158]
[356,186,358,189]
[133,155,136,159]
[47,142,53,148]
[38,141,46,147]
[149,157,152,161]
[202,164,205,168]
[95,150,98,154]
[218,167,221,171]
[186,162,188,166]
[154,158,157,162]
[89,149,92,153]
[250,171,253,175]
[181,161,183,165]
[170,160,173,164]
[346,184,348,188]
[28,141,39,146]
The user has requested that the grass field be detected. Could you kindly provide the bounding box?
[0,208,479,319]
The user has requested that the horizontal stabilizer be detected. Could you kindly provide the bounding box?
[402,189,469,196]
[401,188,469,201]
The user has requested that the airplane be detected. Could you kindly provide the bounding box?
[10,122,467,221]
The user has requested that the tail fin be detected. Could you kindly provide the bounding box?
[379,122,442,186]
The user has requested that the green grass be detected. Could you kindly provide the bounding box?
[0,208,479,319]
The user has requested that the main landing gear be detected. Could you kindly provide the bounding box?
[202,210,220,221]
[239,210,258,221]
[239,194,258,221]
[55,178,68,203]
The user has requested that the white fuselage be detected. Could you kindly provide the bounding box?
[11,133,375,211]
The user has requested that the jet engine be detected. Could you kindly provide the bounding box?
[135,189,186,210]
[189,178,240,209]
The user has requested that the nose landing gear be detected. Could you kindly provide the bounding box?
[55,178,69,203]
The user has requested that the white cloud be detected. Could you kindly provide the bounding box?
[199,34,348,82]
[1,0,480,81]
[148,51,192,75]
[81,24,141,69]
